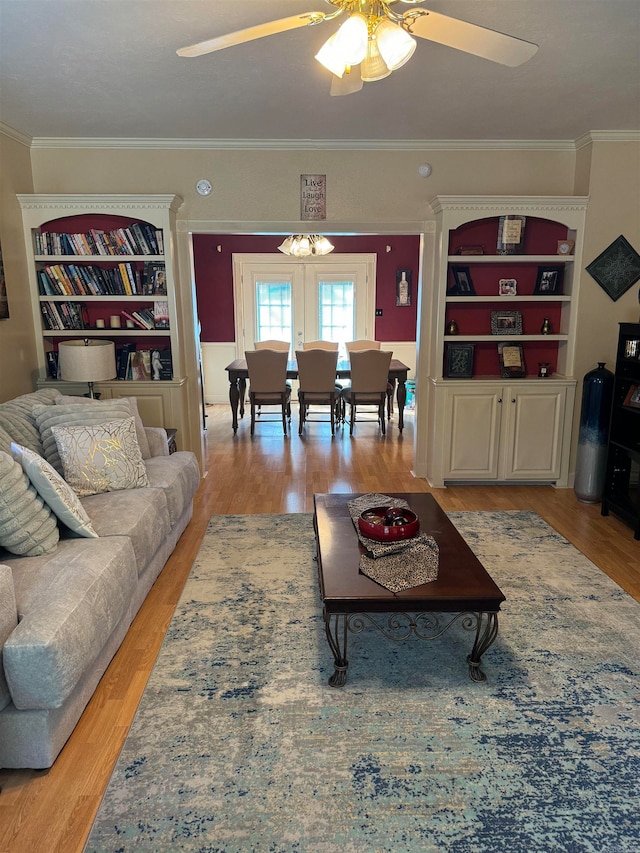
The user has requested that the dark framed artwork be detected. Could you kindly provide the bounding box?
[396,269,411,306]
[585,234,640,301]
[534,266,563,294]
[498,342,526,378]
[445,343,475,378]
[0,236,8,320]
[450,266,475,295]
[491,310,523,335]
[497,215,526,255]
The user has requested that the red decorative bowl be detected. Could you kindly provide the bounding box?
[358,506,420,542]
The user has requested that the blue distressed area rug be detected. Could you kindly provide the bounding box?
[84,511,640,853]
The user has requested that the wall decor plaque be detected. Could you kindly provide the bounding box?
[585,234,640,301]
[300,174,326,221]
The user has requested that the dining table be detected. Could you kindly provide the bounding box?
[224,357,411,433]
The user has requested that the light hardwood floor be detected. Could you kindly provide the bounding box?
[1,404,639,853]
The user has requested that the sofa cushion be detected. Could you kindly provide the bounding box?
[10,442,97,538]
[3,537,137,710]
[0,452,59,556]
[144,452,201,526]
[0,565,18,712]
[55,394,151,460]
[81,486,172,577]
[0,388,62,455]
[52,417,149,496]
[32,398,133,472]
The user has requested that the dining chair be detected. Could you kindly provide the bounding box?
[255,339,291,352]
[245,349,291,436]
[295,348,340,436]
[344,340,395,419]
[302,340,339,351]
[341,349,393,435]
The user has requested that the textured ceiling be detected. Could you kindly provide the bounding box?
[1,0,639,142]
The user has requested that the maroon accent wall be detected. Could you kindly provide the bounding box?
[192,234,420,343]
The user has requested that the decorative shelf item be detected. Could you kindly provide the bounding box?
[586,234,640,301]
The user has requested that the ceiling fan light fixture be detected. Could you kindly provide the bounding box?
[335,12,369,66]
[360,35,391,82]
[315,31,348,78]
[277,235,295,254]
[375,18,417,71]
[311,235,335,255]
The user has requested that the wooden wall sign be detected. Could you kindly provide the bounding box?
[300,174,326,221]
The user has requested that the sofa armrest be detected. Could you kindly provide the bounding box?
[145,426,170,457]
[0,564,18,711]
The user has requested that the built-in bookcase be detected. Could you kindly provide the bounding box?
[423,195,588,488]
[19,195,191,444]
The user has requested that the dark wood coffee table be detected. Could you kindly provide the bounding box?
[313,493,506,687]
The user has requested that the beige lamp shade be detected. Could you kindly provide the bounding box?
[58,339,116,396]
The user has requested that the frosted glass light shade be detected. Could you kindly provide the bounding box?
[360,36,391,82]
[315,31,348,78]
[375,19,417,70]
[335,13,368,65]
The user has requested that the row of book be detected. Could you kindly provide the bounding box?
[37,261,166,297]
[117,345,173,381]
[41,300,170,331]
[46,346,173,381]
[35,223,163,257]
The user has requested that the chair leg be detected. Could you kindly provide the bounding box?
[250,401,256,436]
[350,402,355,435]
[298,394,304,434]
[380,399,386,435]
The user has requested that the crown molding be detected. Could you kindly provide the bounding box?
[575,130,640,150]
[179,220,429,234]
[28,136,579,152]
[0,121,32,148]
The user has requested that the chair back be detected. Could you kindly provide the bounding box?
[255,339,290,353]
[303,340,338,351]
[245,349,289,394]
[296,349,339,393]
[346,339,381,353]
[349,349,392,393]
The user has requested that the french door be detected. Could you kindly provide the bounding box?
[232,254,376,357]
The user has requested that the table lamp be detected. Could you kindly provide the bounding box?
[58,339,117,398]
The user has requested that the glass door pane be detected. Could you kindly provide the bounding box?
[255,280,292,345]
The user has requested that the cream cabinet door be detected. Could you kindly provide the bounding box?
[502,386,566,480]
[443,385,503,479]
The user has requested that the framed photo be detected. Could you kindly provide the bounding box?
[491,310,523,335]
[499,278,517,296]
[396,269,411,306]
[498,342,526,378]
[623,384,640,409]
[445,343,475,378]
[497,215,526,255]
[534,266,563,294]
[450,266,475,295]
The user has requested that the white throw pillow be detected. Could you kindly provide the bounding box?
[10,442,98,538]
[0,451,59,556]
[51,417,149,496]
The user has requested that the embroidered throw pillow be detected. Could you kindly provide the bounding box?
[51,417,149,496]
[0,451,59,556]
[10,442,98,538]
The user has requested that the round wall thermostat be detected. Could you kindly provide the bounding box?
[196,179,213,196]
[418,163,432,178]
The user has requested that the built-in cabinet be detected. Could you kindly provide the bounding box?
[424,196,588,487]
[18,194,196,452]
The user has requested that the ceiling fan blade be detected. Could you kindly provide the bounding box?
[330,67,364,96]
[407,10,538,67]
[177,12,324,58]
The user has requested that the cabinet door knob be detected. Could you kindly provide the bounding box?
[512,398,516,403]
[498,397,502,403]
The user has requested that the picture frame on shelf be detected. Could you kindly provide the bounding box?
[623,384,640,409]
[445,343,475,379]
[498,342,526,378]
[450,266,475,295]
[491,310,523,335]
[496,215,526,255]
[534,266,563,294]
[498,278,517,296]
[557,240,574,256]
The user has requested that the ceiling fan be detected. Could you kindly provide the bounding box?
[176,1,538,96]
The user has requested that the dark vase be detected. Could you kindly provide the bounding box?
[574,362,615,503]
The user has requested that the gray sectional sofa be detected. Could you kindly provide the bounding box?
[0,388,200,768]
